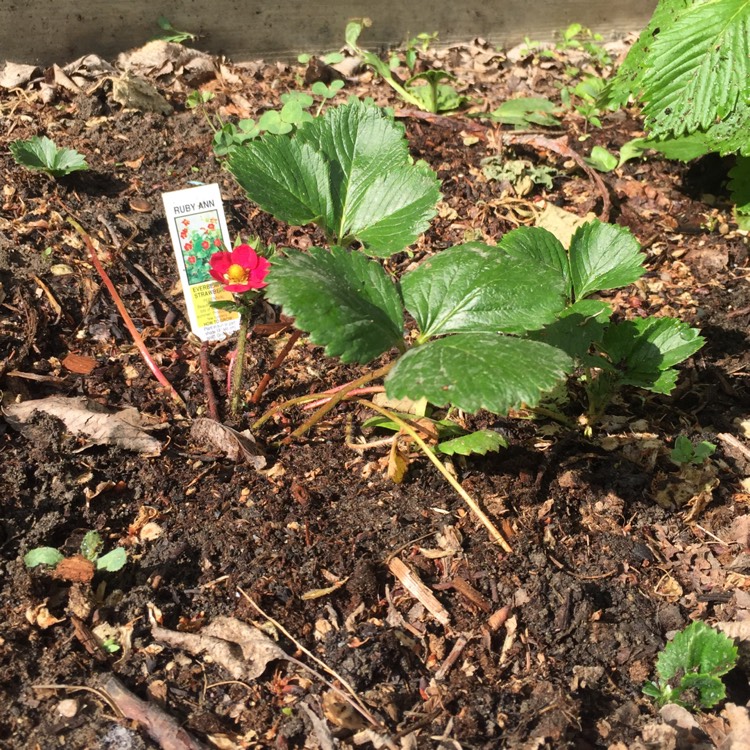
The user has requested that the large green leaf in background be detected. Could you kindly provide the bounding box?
[265,246,404,364]
[639,0,750,138]
[386,334,572,414]
[401,243,567,338]
[228,100,441,256]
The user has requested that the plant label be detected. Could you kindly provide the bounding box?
[162,184,240,341]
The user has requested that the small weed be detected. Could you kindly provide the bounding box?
[24,530,127,573]
[670,435,717,466]
[644,621,737,710]
[153,16,199,44]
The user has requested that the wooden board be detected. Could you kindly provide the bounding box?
[2,0,656,66]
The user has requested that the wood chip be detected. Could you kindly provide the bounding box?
[388,557,450,627]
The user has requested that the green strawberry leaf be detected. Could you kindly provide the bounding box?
[401,243,567,339]
[10,136,89,177]
[23,547,64,569]
[656,621,737,682]
[569,220,645,300]
[531,299,612,359]
[497,226,571,299]
[647,621,738,709]
[386,333,572,414]
[601,317,705,393]
[265,246,404,364]
[228,100,441,256]
[437,429,508,456]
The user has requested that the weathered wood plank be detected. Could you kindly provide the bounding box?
[1,0,656,66]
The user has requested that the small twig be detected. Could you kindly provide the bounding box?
[32,683,122,718]
[237,589,383,729]
[388,557,451,626]
[67,218,186,409]
[250,328,303,404]
[200,342,220,421]
[357,399,513,552]
[98,214,161,326]
[97,674,209,750]
[717,432,750,461]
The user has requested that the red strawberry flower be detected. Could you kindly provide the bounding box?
[184,242,193,251]
[209,244,270,293]
[182,219,190,226]
[187,255,196,264]
[180,228,188,239]
[207,222,215,230]
[202,241,210,250]
[214,238,222,247]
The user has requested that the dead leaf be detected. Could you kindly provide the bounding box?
[111,74,173,114]
[535,203,597,247]
[52,555,95,584]
[3,396,163,454]
[190,418,266,468]
[300,577,349,600]
[0,62,39,88]
[387,439,409,484]
[152,616,286,680]
[26,601,65,629]
[62,352,97,374]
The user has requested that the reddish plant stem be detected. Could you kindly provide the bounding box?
[287,361,395,441]
[200,342,220,421]
[250,328,302,405]
[68,218,186,409]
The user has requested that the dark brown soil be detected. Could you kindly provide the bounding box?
[1,37,749,750]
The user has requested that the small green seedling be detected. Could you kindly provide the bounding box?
[482,97,562,129]
[9,136,89,178]
[362,413,508,457]
[389,31,439,72]
[154,16,199,44]
[670,435,717,466]
[644,621,737,710]
[345,20,467,114]
[298,51,345,66]
[24,530,127,573]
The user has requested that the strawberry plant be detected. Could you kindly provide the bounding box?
[644,621,738,709]
[227,100,704,430]
[605,0,750,226]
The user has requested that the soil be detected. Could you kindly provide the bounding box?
[1,36,750,750]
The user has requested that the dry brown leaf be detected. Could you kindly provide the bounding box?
[61,352,97,374]
[189,418,266,468]
[387,439,409,484]
[3,396,163,454]
[51,555,95,584]
[152,616,286,680]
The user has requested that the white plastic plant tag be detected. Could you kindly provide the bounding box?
[162,184,241,341]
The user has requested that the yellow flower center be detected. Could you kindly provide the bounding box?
[226,264,249,284]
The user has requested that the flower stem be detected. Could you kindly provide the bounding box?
[230,312,250,416]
